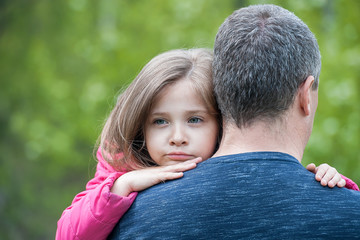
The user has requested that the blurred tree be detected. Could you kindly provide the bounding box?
[0,0,359,239]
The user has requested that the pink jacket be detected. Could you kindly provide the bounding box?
[56,148,359,240]
[56,149,137,240]
[342,175,359,191]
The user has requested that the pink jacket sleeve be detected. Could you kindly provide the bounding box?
[341,174,359,191]
[56,148,137,240]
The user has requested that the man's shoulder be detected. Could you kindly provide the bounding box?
[109,152,360,239]
[207,151,299,163]
[200,151,300,173]
[157,151,360,206]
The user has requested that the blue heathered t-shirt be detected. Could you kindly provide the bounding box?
[108,152,360,239]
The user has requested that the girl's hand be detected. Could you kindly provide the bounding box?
[111,157,202,197]
[306,163,346,188]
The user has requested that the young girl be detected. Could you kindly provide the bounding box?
[56,48,358,240]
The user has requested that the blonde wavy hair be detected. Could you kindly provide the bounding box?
[99,48,220,171]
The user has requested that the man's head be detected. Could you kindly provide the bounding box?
[213,4,321,128]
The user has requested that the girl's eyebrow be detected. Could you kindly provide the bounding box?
[149,112,167,116]
[186,110,209,115]
[150,110,209,116]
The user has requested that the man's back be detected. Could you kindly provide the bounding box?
[109,152,360,239]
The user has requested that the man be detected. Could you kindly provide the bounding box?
[109,4,360,239]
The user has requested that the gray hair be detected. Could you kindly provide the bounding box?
[213,4,321,127]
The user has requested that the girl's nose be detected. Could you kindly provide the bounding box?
[169,125,188,146]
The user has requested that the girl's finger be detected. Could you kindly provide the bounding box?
[315,164,329,182]
[163,161,197,172]
[328,173,341,188]
[176,162,198,172]
[337,178,346,188]
[158,172,184,181]
[306,163,316,173]
[185,157,203,164]
[320,166,336,186]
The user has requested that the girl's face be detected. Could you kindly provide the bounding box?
[144,79,219,166]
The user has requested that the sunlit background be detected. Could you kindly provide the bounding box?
[1,0,359,239]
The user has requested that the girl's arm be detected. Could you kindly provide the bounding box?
[111,157,202,197]
[56,148,137,240]
[56,148,203,240]
[306,163,359,191]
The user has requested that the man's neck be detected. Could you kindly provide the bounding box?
[213,119,307,162]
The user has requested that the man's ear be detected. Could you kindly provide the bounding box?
[299,76,315,116]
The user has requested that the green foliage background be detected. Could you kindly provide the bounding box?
[0,0,359,239]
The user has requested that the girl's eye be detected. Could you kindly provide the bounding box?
[188,117,202,124]
[154,119,167,125]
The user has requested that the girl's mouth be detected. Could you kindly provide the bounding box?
[166,152,194,161]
